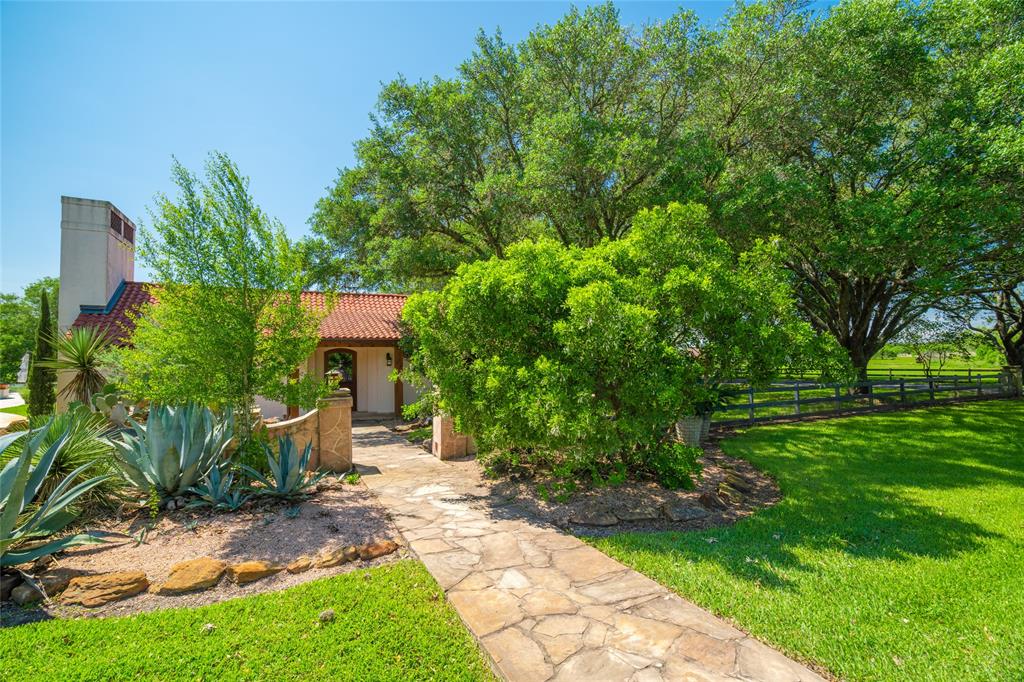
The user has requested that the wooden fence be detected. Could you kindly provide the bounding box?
[713,368,1021,426]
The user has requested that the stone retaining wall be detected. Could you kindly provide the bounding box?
[264,390,353,471]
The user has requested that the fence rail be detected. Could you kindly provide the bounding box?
[782,366,1006,381]
[713,370,1020,426]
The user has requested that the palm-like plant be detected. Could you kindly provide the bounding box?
[1,423,112,566]
[37,326,112,405]
[110,403,234,498]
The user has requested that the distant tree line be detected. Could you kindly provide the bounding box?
[305,0,1023,376]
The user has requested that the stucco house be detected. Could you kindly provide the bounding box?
[57,195,415,418]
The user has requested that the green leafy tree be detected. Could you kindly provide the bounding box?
[694,0,1023,378]
[27,290,56,417]
[403,203,840,485]
[307,3,708,290]
[121,153,328,441]
[0,277,58,382]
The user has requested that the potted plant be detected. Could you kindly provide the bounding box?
[0,383,9,399]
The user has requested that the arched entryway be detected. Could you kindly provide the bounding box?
[324,348,357,410]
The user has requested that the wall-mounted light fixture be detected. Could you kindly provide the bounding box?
[386,352,393,367]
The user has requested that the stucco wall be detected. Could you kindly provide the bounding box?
[58,196,134,331]
[312,344,406,414]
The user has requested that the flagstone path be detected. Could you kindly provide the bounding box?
[354,425,823,682]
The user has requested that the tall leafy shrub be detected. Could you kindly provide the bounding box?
[403,202,841,484]
[27,290,56,417]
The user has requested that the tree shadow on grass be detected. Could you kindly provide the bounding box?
[597,403,1023,589]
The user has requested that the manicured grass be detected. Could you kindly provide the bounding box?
[0,561,495,681]
[593,401,1024,681]
[867,355,999,371]
[0,403,28,417]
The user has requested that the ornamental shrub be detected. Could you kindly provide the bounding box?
[403,202,841,487]
[27,290,56,417]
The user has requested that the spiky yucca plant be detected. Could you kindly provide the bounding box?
[17,406,127,515]
[37,326,112,405]
[1,423,112,566]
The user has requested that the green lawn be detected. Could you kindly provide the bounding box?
[0,561,494,681]
[867,355,1000,371]
[593,400,1024,681]
[0,403,28,417]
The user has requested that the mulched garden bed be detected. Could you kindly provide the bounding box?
[397,424,781,537]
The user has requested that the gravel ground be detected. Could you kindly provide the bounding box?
[8,479,403,621]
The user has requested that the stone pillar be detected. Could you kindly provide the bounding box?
[432,414,477,461]
[318,389,353,472]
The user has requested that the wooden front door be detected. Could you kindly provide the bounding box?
[324,348,357,410]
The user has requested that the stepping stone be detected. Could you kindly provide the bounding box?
[484,626,554,681]
[448,589,523,636]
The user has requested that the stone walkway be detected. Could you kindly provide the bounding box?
[354,426,823,682]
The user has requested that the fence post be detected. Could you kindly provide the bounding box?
[794,384,801,416]
[833,385,840,413]
[977,375,983,398]
[867,381,874,407]
[953,376,959,399]
[747,385,755,424]
[889,368,894,381]
[899,378,906,404]
[928,379,936,404]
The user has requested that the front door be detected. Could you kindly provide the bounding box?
[324,348,357,410]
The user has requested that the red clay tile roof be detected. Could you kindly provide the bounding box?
[71,282,407,345]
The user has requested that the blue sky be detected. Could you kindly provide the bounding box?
[1,1,814,293]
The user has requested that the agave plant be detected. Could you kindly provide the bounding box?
[36,326,112,405]
[242,436,327,499]
[188,466,249,511]
[110,403,234,498]
[1,423,112,566]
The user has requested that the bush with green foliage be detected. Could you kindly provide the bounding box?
[242,435,326,499]
[0,423,112,566]
[403,202,839,488]
[110,403,234,499]
[27,290,56,418]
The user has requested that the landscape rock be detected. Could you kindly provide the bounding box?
[11,583,42,605]
[228,560,283,584]
[62,571,149,607]
[615,505,661,522]
[343,545,361,562]
[319,608,335,623]
[358,540,399,560]
[1,573,21,601]
[724,472,753,494]
[286,556,313,574]
[152,558,226,595]
[38,567,88,596]
[569,503,619,527]
[717,483,744,504]
[315,548,351,568]
[662,503,711,522]
[699,491,728,510]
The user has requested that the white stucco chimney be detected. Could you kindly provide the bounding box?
[57,196,136,330]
